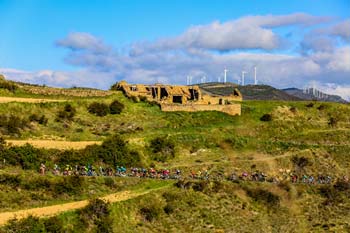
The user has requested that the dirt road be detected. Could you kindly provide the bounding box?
[0,185,169,226]
[6,140,102,150]
[0,97,65,103]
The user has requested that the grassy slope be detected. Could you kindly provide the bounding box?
[1,85,350,232]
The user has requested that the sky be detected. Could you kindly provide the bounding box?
[0,0,350,99]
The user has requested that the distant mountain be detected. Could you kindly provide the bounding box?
[283,88,348,103]
[199,83,301,101]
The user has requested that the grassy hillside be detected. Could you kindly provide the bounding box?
[1,80,350,232]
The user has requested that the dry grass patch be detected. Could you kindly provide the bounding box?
[6,140,102,150]
[0,97,65,103]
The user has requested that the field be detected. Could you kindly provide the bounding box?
[0,82,350,232]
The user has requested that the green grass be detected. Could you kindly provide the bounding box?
[1,87,350,231]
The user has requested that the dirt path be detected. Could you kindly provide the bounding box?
[0,97,65,103]
[6,140,102,150]
[0,185,169,226]
[235,153,294,162]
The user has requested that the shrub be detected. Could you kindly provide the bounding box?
[57,104,76,121]
[88,134,142,167]
[0,115,28,135]
[328,117,338,127]
[109,100,125,114]
[149,137,175,162]
[0,78,17,92]
[139,201,164,221]
[246,188,280,207]
[53,176,85,195]
[29,114,48,125]
[0,144,46,169]
[289,106,297,113]
[306,103,314,108]
[260,114,272,122]
[317,104,326,111]
[88,102,110,116]
[79,199,113,232]
[291,156,310,172]
[3,216,44,232]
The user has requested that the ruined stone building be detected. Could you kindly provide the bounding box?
[116,81,242,116]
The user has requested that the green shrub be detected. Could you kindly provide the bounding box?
[109,100,124,114]
[139,200,164,221]
[57,104,76,121]
[53,176,85,195]
[149,137,175,162]
[2,216,44,232]
[29,114,48,125]
[0,144,47,169]
[79,199,113,232]
[260,114,272,122]
[306,103,314,108]
[0,115,28,135]
[0,78,17,92]
[88,102,110,116]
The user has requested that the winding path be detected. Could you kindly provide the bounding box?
[0,185,170,226]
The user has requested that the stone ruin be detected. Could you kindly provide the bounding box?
[116,81,242,116]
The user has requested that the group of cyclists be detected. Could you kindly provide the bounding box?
[39,163,349,185]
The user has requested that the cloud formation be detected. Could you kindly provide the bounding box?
[1,13,350,100]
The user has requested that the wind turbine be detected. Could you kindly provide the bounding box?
[241,71,247,86]
[254,66,257,85]
[224,68,228,83]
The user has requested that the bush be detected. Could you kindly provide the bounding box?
[79,199,113,232]
[149,137,175,162]
[328,117,338,127]
[0,115,28,135]
[291,156,310,172]
[85,134,142,167]
[109,100,124,114]
[53,176,85,195]
[260,114,272,122]
[88,102,110,116]
[246,188,280,207]
[0,78,17,92]
[306,103,314,108]
[0,144,46,169]
[139,199,164,222]
[29,114,48,125]
[57,104,76,121]
[3,216,44,232]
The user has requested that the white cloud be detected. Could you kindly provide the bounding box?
[56,32,111,53]
[1,13,349,100]
[329,19,350,42]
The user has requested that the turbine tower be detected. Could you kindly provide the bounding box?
[254,66,257,85]
[224,68,228,83]
[241,71,247,86]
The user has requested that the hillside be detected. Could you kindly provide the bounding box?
[0,77,350,232]
[199,83,301,101]
[283,87,348,103]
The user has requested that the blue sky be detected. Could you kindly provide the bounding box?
[0,0,349,99]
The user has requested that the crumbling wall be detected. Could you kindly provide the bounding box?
[160,103,241,116]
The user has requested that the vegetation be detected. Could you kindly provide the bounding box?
[88,102,110,116]
[0,81,350,231]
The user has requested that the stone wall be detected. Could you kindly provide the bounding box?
[160,103,241,116]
